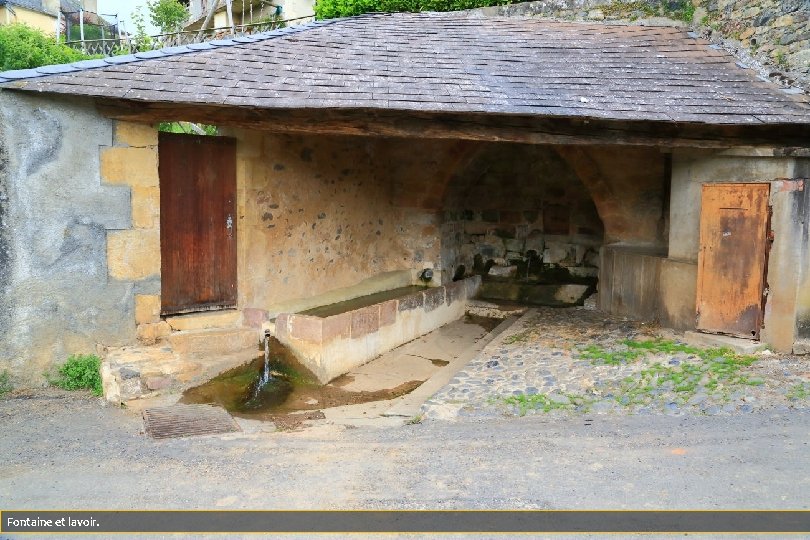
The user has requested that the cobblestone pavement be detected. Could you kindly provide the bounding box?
[423,308,810,419]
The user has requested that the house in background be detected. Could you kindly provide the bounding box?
[0,0,96,34]
[183,0,314,32]
[0,12,808,400]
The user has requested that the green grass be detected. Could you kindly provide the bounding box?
[601,1,655,18]
[0,370,12,397]
[50,354,103,396]
[678,2,695,23]
[787,382,810,401]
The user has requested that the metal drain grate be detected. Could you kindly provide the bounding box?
[142,404,241,439]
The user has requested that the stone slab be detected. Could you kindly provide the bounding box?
[167,327,261,356]
[683,331,767,354]
[166,310,241,331]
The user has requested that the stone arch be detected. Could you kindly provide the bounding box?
[553,146,668,246]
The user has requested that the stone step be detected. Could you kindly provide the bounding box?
[683,331,767,355]
[167,327,262,356]
[102,345,260,404]
[165,310,241,332]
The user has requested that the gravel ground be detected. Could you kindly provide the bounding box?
[423,308,810,420]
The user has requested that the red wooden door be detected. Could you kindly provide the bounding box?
[696,183,770,339]
[159,133,237,315]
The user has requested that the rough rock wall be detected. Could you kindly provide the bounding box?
[440,143,605,279]
[227,130,478,313]
[699,0,809,85]
[0,92,136,385]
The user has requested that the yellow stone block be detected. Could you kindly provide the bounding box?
[135,294,161,325]
[131,186,160,229]
[114,121,158,147]
[107,229,161,280]
[774,15,794,28]
[136,321,171,345]
[166,310,241,331]
[100,146,159,187]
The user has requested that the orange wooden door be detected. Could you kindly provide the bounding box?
[696,183,770,339]
[159,133,237,315]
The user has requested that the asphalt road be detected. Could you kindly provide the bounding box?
[1,390,809,538]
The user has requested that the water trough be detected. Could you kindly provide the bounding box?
[270,276,482,383]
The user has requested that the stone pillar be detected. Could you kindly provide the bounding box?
[100,122,168,344]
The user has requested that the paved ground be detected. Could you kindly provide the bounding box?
[424,308,810,420]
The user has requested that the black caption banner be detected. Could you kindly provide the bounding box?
[2,511,810,534]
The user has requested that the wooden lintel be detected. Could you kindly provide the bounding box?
[95,99,810,149]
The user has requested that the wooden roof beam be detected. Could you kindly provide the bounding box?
[95,99,810,149]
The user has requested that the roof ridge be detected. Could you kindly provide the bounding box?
[0,18,339,84]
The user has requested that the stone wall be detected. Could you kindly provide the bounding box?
[440,142,604,280]
[700,0,809,85]
[0,93,137,384]
[224,129,478,324]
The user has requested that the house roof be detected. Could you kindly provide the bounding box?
[0,12,808,125]
[0,0,81,15]
[0,0,52,15]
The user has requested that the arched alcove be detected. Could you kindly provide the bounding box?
[440,142,605,305]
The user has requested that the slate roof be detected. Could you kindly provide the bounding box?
[0,0,80,15]
[0,0,53,15]
[1,12,808,125]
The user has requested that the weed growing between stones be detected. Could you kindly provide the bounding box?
[501,392,589,415]
[49,354,103,396]
[499,340,764,415]
[580,338,702,365]
[502,330,533,345]
[787,382,810,401]
[0,370,12,396]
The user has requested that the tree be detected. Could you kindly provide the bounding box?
[147,0,190,34]
[0,24,89,71]
[130,7,155,51]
